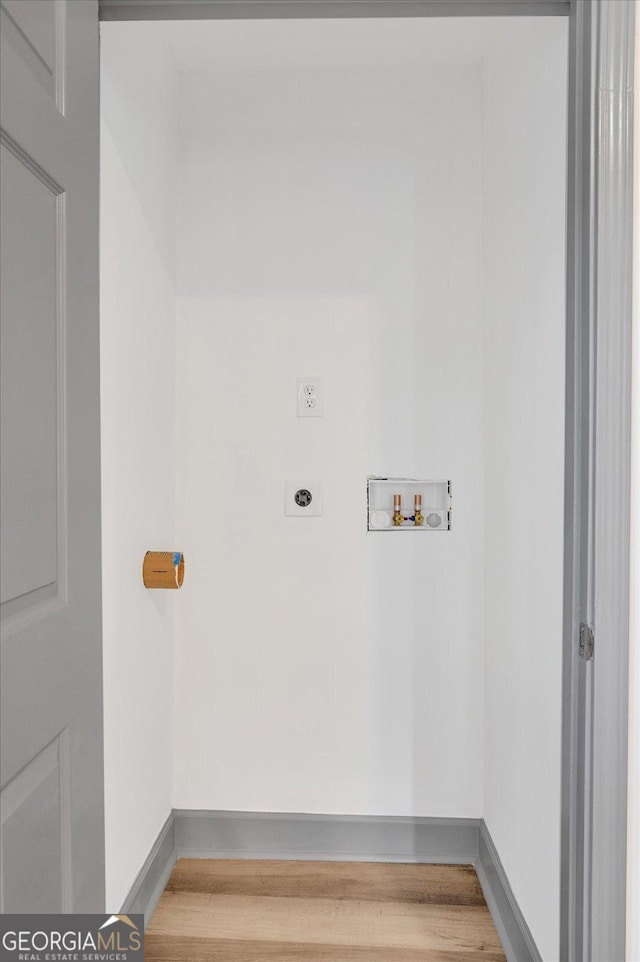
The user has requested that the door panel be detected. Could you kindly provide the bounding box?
[0,0,104,912]
[0,145,61,612]
[1,731,71,912]
[0,0,62,109]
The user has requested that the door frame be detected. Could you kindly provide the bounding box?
[99,0,571,19]
[562,3,635,960]
[97,1,635,958]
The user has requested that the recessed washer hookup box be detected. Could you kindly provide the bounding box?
[367,477,451,531]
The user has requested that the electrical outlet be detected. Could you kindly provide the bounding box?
[285,480,323,517]
[297,378,323,417]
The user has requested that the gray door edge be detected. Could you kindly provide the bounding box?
[561,1,635,960]
[589,1,634,960]
[561,1,593,957]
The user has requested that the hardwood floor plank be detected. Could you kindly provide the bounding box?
[147,891,503,953]
[146,859,506,962]
[145,935,507,962]
[165,859,485,905]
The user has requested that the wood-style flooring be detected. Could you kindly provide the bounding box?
[145,859,506,961]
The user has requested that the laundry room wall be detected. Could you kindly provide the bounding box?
[100,22,178,910]
[481,19,568,961]
[173,48,486,817]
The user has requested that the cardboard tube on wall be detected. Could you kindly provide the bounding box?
[142,551,184,589]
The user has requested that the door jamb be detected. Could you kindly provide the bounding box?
[98,1,570,20]
[562,4,635,960]
[561,2,594,957]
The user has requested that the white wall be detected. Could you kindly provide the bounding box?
[173,60,486,815]
[481,20,568,962]
[100,23,178,909]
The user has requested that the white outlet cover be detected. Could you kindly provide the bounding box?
[297,377,323,417]
[285,480,323,517]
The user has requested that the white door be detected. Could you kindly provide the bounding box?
[0,0,104,911]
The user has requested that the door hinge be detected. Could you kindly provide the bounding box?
[579,623,594,661]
